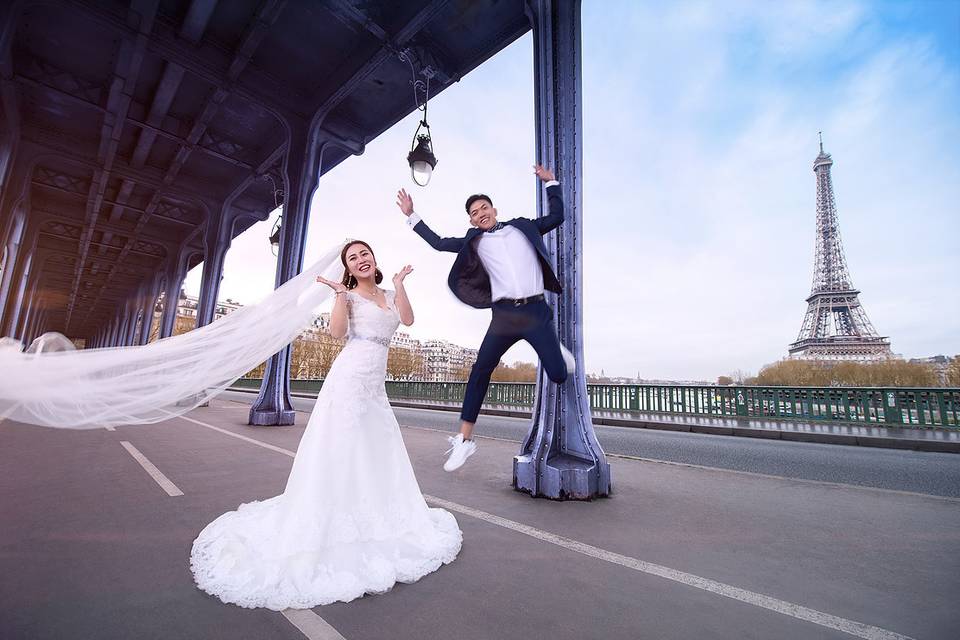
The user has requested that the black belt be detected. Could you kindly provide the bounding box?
[495,294,545,307]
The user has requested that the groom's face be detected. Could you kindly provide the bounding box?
[468,198,498,230]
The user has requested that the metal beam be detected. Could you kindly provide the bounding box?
[18,130,219,206]
[30,180,200,228]
[14,75,257,171]
[62,0,307,120]
[74,0,285,329]
[63,0,159,330]
[34,209,179,251]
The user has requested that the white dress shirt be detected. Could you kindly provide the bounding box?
[406,181,559,301]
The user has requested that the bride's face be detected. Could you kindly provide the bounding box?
[344,243,377,280]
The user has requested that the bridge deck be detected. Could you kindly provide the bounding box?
[2,399,958,639]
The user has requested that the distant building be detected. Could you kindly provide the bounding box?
[421,339,478,382]
[175,293,242,321]
[909,355,953,385]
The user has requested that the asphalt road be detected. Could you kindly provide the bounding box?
[221,392,960,500]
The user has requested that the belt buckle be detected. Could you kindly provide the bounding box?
[513,298,523,307]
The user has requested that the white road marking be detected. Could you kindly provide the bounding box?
[281,609,347,640]
[104,426,116,431]
[119,441,183,497]
[183,414,918,639]
[423,494,914,640]
[400,424,960,504]
[178,415,295,458]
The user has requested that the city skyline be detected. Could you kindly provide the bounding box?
[182,0,960,380]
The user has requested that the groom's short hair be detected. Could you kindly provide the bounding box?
[465,194,492,214]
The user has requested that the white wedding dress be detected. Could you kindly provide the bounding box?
[189,289,461,610]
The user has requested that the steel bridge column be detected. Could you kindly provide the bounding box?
[17,278,37,342]
[0,205,25,319]
[514,0,610,499]
[109,316,122,347]
[115,304,129,347]
[137,275,161,345]
[159,246,193,339]
[3,245,31,338]
[117,299,134,347]
[123,298,140,347]
[249,122,322,426]
[195,207,232,329]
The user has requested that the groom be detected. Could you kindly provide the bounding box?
[396,165,573,472]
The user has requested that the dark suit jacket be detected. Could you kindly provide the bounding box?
[412,184,564,309]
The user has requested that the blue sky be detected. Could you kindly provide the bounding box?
[185,0,960,381]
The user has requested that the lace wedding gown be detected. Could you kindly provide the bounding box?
[190,289,462,610]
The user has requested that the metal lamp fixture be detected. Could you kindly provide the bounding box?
[399,47,437,187]
[407,128,436,187]
[268,221,281,253]
[262,173,284,255]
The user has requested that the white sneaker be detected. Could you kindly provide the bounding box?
[443,434,477,472]
[560,344,576,375]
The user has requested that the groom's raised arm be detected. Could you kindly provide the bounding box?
[532,164,563,234]
[535,181,564,235]
[396,188,465,253]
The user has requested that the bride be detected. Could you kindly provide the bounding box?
[190,240,461,610]
[0,238,461,611]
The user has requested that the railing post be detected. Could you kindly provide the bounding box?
[882,389,903,425]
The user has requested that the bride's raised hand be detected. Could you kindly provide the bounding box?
[317,276,348,295]
[392,265,413,287]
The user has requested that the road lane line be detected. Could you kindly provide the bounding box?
[178,415,295,458]
[280,609,346,640]
[423,494,914,640]
[119,441,183,497]
[182,413,915,639]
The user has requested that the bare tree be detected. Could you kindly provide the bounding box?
[755,358,940,387]
[947,356,960,387]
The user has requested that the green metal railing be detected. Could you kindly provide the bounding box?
[231,379,960,428]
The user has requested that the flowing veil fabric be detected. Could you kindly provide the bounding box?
[0,241,350,429]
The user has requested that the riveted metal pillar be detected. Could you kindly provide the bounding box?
[137,275,161,345]
[249,122,322,426]
[17,277,36,341]
[3,247,31,338]
[25,308,45,344]
[159,245,193,339]
[110,316,123,347]
[195,208,232,329]
[116,301,131,347]
[158,284,179,338]
[514,0,610,499]
[123,299,140,346]
[125,295,141,347]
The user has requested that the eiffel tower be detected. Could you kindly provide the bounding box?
[789,135,892,361]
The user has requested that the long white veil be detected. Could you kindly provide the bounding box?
[0,240,350,429]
